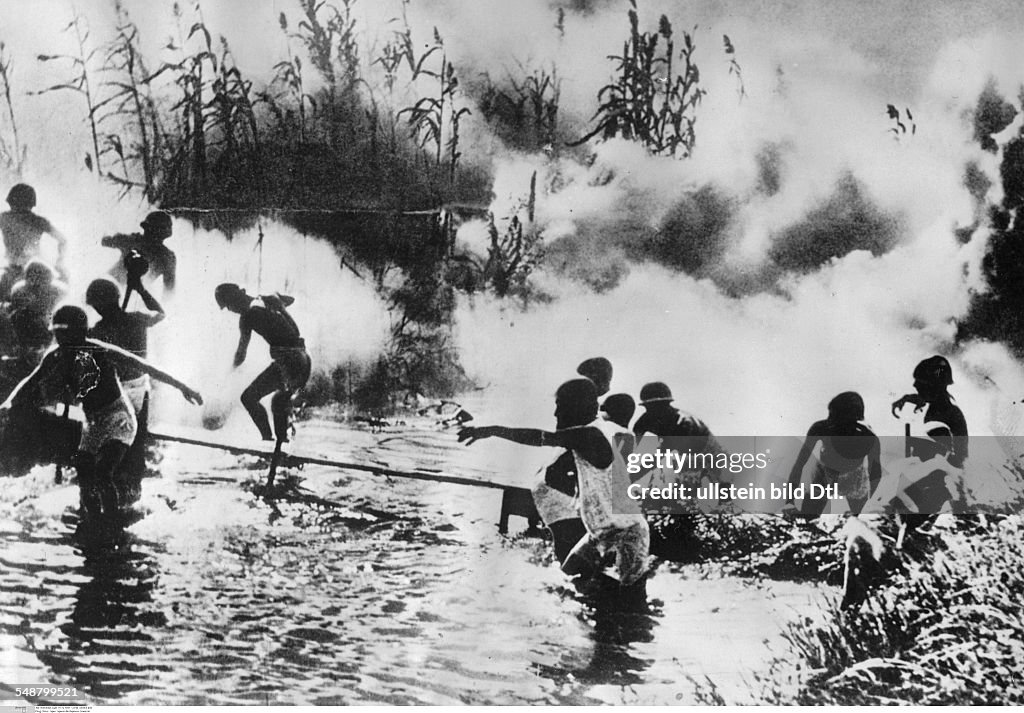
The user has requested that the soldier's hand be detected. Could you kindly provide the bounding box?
[457,426,491,445]
[181,387,203,405]
[891,394,925,417]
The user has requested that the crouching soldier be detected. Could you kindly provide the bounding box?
[215,283,310,442]
[459,379,650,592]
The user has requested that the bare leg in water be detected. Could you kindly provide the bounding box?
[240,363,287,441]
[76,441,130,519]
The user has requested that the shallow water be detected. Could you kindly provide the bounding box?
[0,415,823,705]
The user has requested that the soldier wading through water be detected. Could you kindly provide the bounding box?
[1,306,202,522]
[215,283,311,443]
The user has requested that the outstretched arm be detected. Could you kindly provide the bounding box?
[129,276,165,326]
[232,323,251,368]
[101,233,135,250]
[46,222,70,280]
[1,351,59,410]
[163,251,176,291]
[48,223,68,252]
[458,425,546,447]
[458,425,612,468]
[785,430,820,503]
[87,338,202,404]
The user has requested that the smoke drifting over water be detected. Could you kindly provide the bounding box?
[4,1,1024,442]
[18,179,390,432]
[145,218,391,431]
[444,0,1024,440]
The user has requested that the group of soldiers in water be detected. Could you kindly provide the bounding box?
[0,184,311,526]
[458,354,969,598]
[0,182,971,591]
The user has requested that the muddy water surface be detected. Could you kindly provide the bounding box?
[0,416,823,705]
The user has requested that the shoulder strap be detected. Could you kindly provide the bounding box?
[255,295,300,336]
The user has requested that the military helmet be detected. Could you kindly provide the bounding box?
[555,378,599,407]
[577,356,613,383]
[913,355,954,387]
[6,183,36,209]
[214,282,246,309]
[24,259,54,284]
[140,210,172,234]
[639,381,674,405]
[51,304,88,333]
[85,278,121,307]
[827,391,865,422]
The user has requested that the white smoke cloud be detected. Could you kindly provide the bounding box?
[3,0,1024,451]
[147,218,391,431]
[446,0,1024,449]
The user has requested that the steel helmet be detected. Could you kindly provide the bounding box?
[913,355,954,387]
[828,391,865,422]
[141,210,172,234]
[577,356,613,385]
[639,381,674,405]
[601,392,636,425]
[6,183,36,209]
[51,304,88,333]
[86,277,121,308]
[555,377,599,407]
[24,259,54,284]
[214,282,246,309]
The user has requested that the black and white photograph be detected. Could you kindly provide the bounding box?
[1,0,1024,706]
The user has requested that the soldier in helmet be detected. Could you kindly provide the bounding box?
[86,275,166,503]
[785,391,882,516]
[0,305,201,521]
[530,358,624,566]
[891,355,968,468]
[632,382,715,441]
[215,283,310,442]
[459,378,650,592]
[632,381,728,510]
[102,211,177,292]
[8,259,68,352]
[0,184,69,298]
[890,355,969,522]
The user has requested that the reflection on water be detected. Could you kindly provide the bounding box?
[44,529,169,699]
[0,417,821,704]
[534,599,657,692]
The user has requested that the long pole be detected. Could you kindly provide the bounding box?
[148,428,511,491]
